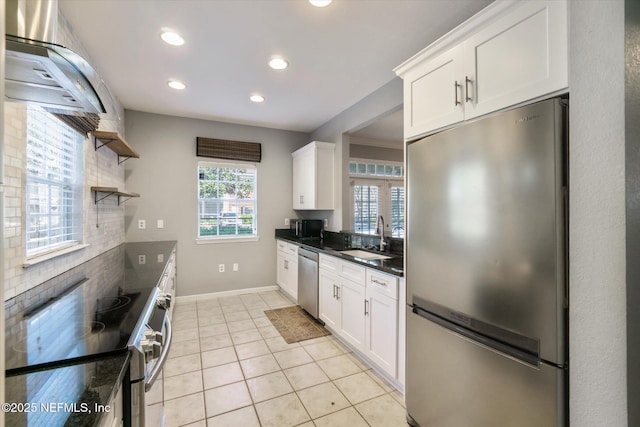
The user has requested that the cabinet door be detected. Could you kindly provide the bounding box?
[397,277,406,388]
[403,44,465,139]
[319,270,340,330]
[339,279,366,351]
[287,256,298,300]
[463,0,568,119]
[276,251,286,288]
[292,147,315,209]
[365,290,398,378]
[277,252,296,299]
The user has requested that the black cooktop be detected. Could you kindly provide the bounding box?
[4,241,176,376]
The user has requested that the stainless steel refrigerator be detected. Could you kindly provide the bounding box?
[406,98,568,427]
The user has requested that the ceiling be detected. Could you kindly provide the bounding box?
[350,109,405,145]
[59,0,492,134]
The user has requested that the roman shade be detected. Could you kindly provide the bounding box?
[196,137,262,162]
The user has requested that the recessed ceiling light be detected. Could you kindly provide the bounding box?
[167,80,186,90]
[309,0,332,7]
[268,56,289,70]
[160,30,185,46]
[250,94,265,103]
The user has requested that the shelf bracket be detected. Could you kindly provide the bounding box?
[94,136,115,151]
[118,155,133,165]
[117,195,136,205]
[94,191,115,204]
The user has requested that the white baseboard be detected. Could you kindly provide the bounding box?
[175,285,280,303]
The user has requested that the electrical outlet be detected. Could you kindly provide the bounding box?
[324,218,329,227]
[218,264,225,273]
[138,255,146,265]
[284,218,290,226]
[157,254,164,263]
[157,219,164,229]
[233,263,239,272]
[138,219,146,229]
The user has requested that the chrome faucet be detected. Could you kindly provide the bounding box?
[376,215,386,252]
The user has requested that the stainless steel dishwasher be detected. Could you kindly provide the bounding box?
[298,247,319,319]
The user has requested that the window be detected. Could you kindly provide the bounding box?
[350,159,404,238]
[26,108,84,258]
[197,162,257,240]
[353,184,380,234]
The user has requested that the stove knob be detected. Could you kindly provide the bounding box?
[140,339,162,363]
[144,330,164,345]
[157,293,172,310]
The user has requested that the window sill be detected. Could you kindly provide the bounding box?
[196,235,260,245]
[23,243,90,268]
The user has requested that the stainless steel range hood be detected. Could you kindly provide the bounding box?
[5,0,106,116]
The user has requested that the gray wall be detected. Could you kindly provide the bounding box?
[350,144,403,162]
[626,0,640,425]
[124,110,309,297]
[569,1,627,425]
[310,78,403,231]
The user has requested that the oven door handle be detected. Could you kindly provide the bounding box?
[145,314,173,392]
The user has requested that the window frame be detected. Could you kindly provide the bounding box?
[24,108,85,263]
[349,158,405,238]
[195,160,259,244]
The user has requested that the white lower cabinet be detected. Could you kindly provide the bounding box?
[365,269,399,378]
[319,253,402,385]
[339,278,366,351]
[319,265,367,352]
[319,269,341,330]
[276,241,298,300]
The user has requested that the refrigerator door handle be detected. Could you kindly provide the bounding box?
[412,305,540,368]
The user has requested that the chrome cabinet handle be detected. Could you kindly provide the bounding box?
[145,315,173,392]
[336,286,340,300]
[364,300,369,316]
[333,284,337,299]
[454,80,461,106]
[465,76,472,102]
[284,259,289,270]
[371,279,388,287]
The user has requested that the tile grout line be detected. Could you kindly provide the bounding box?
[168,291,403,426]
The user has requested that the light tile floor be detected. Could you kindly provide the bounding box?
[158,290,407,427]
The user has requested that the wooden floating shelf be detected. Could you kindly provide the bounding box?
[91,186,140,205]
[92,131,140,164]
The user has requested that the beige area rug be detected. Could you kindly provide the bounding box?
[264,305,331,344]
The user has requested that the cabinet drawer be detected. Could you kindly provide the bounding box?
[319,253,340,273]
[339,260,366,284]
[320,254,366,284]
[277,240,288,252]
[366,270,398,300]
[286,242,299,255]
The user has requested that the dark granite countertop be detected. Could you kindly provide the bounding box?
[4,353,130,427]
[275,230,404,277]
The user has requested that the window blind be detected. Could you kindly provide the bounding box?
[26,109,84,257]
[196,137,262,163]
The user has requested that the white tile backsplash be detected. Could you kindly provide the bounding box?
[3,101,126,301]
[3,9,127,301]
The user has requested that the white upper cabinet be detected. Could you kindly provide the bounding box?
[403,45,465,138]
[463,0,568,119]
[292,141,335,210]
[395,0,568,140]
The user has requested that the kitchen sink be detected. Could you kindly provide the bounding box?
[339,249,392,260]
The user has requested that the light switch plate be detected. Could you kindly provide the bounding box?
[157,219,164,229]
